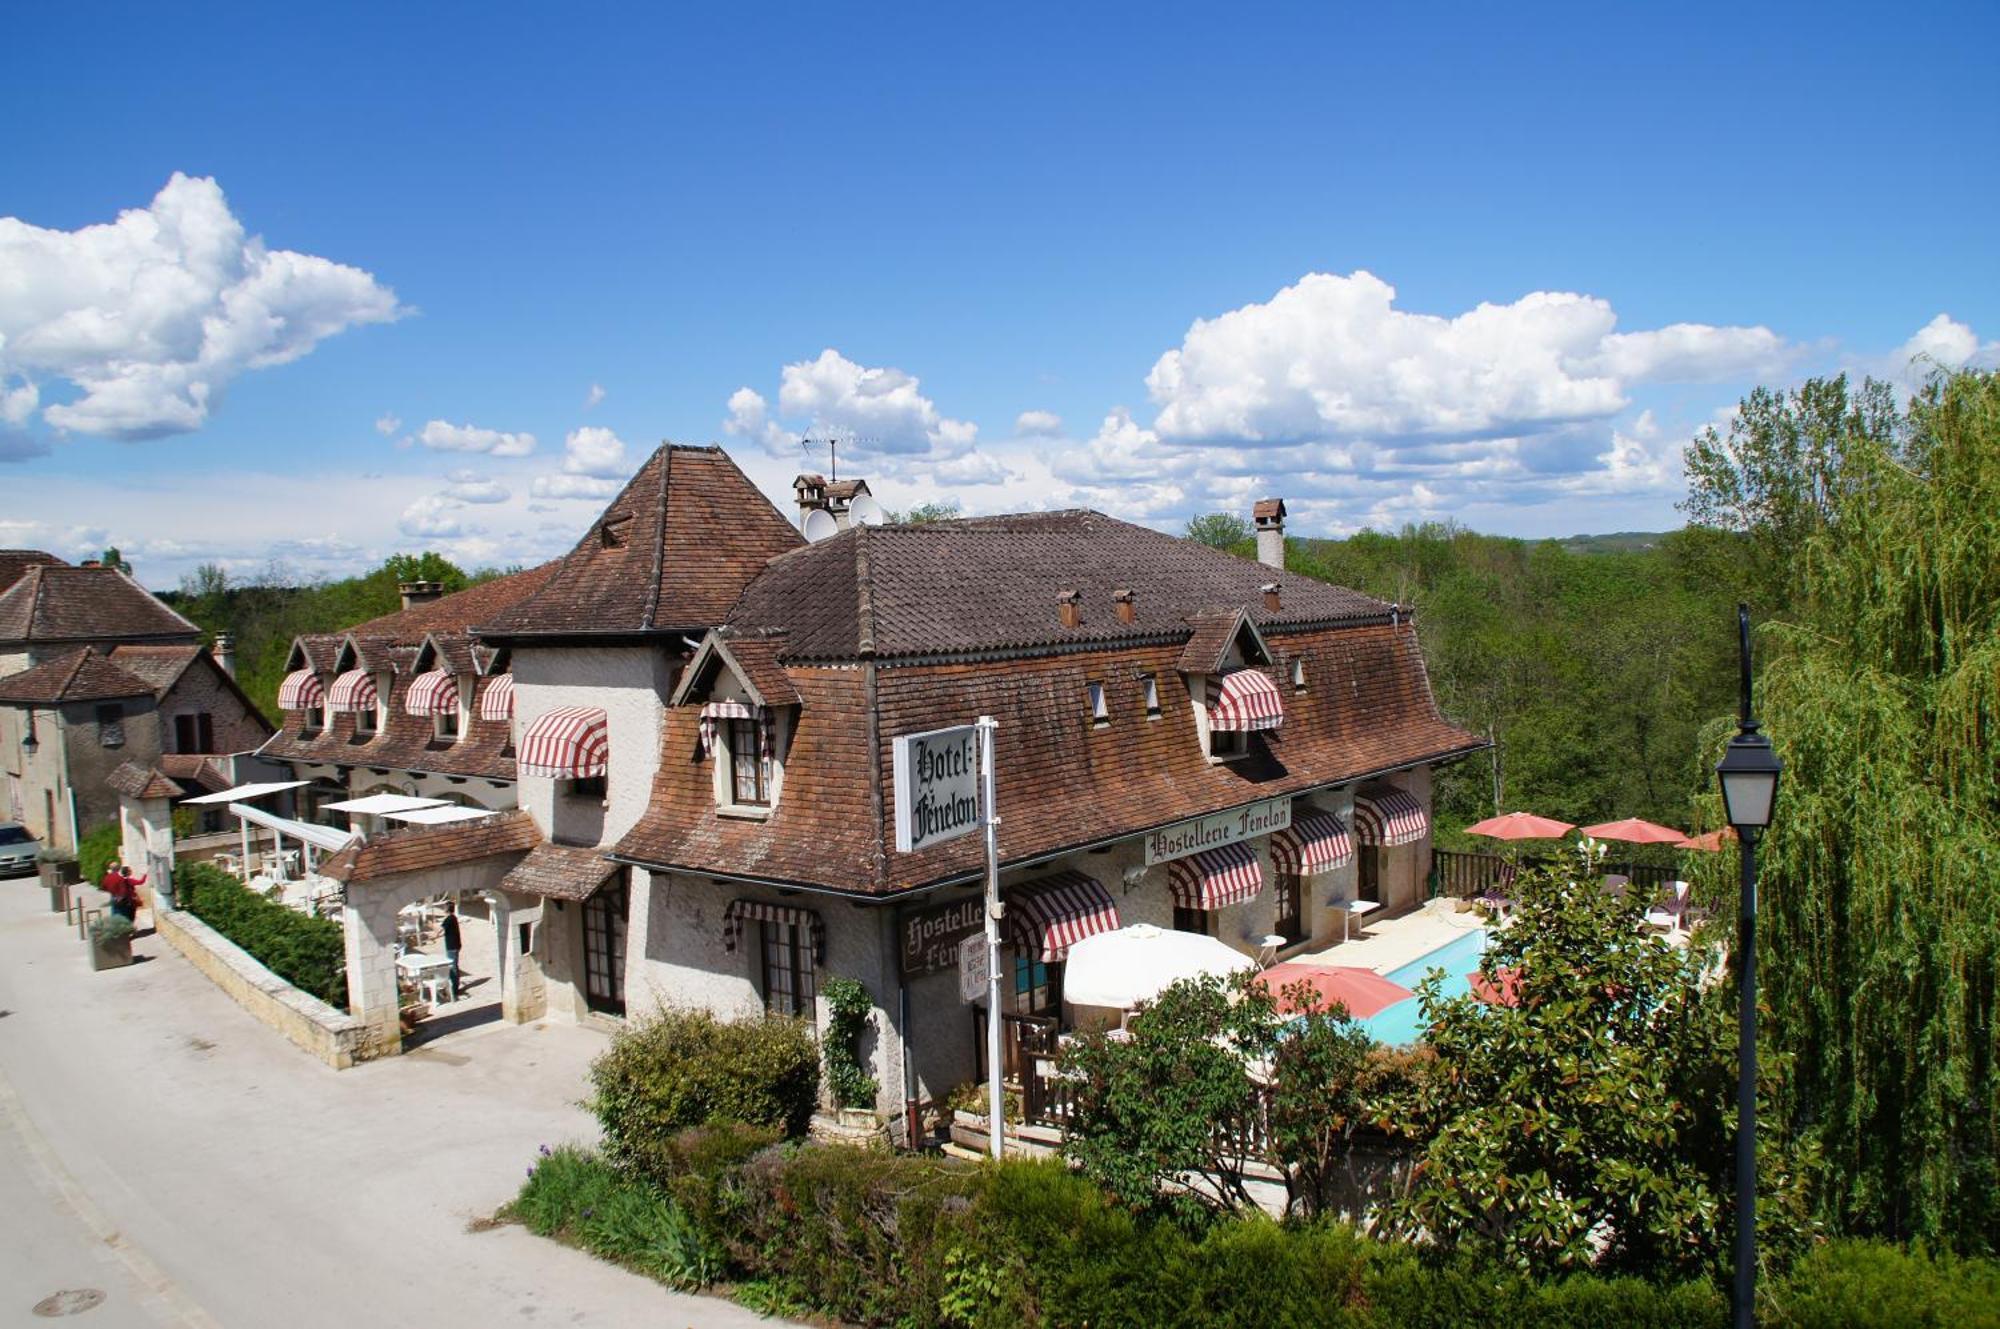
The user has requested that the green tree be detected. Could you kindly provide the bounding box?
[893,500,962,524]
[1387,851,1815,1279]
[99,546,133,575]
[1184,512,1250,549]
[1687,367,2000,1251]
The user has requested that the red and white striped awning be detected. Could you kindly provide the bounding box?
[478,673,515,722]
[1271,810,1354,876]
[1353,788,1428,847]
[722,899,824,961]
[1008,871,1120,963]
[403,669,459,717]
[326,669,378,713]
[698,700,773,757]
[519,706,609,778]
[1209,669,1285,732]
[277,669,324,711]
[1167,841,1265,911]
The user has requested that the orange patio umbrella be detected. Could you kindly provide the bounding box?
[1464,811,1575,841]
[1578,817,1688,845]
[1676,827,1738,852]
[1256,962,1413,1019]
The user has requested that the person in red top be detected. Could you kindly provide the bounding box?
[101,861,145,922]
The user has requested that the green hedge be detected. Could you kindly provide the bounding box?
[587,1007,819,1182]
[509,1138,2000,1329]
[78,821,121,889]
[175,862,347,1007]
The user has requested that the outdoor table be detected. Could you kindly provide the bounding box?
[396,951,455,1006]
[1336,898,1382,944]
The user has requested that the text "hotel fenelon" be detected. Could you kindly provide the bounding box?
[892,724,983,853]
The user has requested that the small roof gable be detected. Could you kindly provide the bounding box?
[108,761,185,801]
[0,648,158,705]
[105,644,203,697]
[320,809,541,884]
[498,842,619,901]
[0,550,65,594]
[670,631,802,708]
[1176,608,1271,675]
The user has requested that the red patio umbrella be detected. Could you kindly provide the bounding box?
[1676,827,1737,852]
[1256,962,1413,1019]
[1469,965,1522,1007]
[1464,811,1575,841]
[1578,817,1688,845]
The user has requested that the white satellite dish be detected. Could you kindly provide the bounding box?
[803,508,840,542]
[848,493,885,527]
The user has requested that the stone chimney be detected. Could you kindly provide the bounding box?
[795,475,875,532]
[398,580,445,610]
[1261,582,1281,613]
[794,473,829,530]
[211,633,236,678]
[1112,589,1136,624]
[1253,498,1286,570]
[1057,589,1083,629]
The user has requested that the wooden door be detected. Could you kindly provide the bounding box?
[581,872,628,1015]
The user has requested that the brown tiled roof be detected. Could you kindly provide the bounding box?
[103,643,202,696]
[321,810,540,884]
[498,842,618,901]
[156,753,232,794]
[1253,498,1286,522]
[615,620,1486,897]
[346,562,558,641]
[0,566,199,647]
[108,761,185,800]
[0,648,157,704]
[0,550,64,593]
[259,682,518,782]
[417,633,478,676]
[287,634,345,673]
[478,445,804,640]
[726,512,1389,662]
[1177,609,1255,676]
[672,632,802,708]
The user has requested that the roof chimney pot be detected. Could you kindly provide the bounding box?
[1253,498,1286,570]
[398,580,445,610]
[211,633,236,678]
[1112,588,1136,624]
[1261,582,1282,613]
[1058,589,1083,629]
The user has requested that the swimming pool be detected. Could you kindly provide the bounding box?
[1355,927,1490,1047]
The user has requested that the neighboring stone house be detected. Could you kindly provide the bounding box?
[257,562,559,824]
[0,642,272,851]
[316,443,1486,1123]
[0,560,200,677]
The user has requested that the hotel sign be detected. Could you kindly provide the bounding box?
[1143,797,1292,866]
[892,724,983,853]
[901,895,985,978]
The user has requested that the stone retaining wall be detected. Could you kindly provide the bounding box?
[150,898,371,1070]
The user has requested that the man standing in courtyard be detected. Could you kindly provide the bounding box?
[441,902,462,1000]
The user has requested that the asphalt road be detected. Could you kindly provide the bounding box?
[0,882,781,1328]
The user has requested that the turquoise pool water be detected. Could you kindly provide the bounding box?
[1356,928,1491,1047]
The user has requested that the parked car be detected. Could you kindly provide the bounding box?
[0,822,39,878]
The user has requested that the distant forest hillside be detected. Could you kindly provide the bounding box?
[1274,522,1754,842]
[160,553,510,722]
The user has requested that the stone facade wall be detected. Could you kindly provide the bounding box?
[159,654,271,756]
[63,696,164,843]
[151,897,370,1070]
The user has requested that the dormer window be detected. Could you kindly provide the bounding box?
[1210,727,1248,760]
[1204,668,1284,763]
[356,701,379,736]
[729,718,770,806]
[434,707,461,741]
[1087,682,1109,728]
[700,700,783,817]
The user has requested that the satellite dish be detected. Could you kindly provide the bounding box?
[848,493,885,527]
[803,508,839,543]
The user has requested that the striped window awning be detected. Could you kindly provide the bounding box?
[723,899,824,961]
[1008,871,1120,962]
[478,673,515,722]
[1167,841,1265,911]
[403,669,459,717]
[1353,788,1428,847]
[327,669,378,713]
[277,669,324,711]
[519,706,609,779]
[698,700,773,757]
[1271,810,1354,876]
[1209,669,1285,732]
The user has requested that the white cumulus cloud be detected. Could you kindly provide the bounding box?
[530,473,622,500]
[0,173,404,439]
[529,425,633,500]
[442,470,510,504]
[398,494,470,539]
[1014,409,1062,437]
[583,382,605,410]
[728,349,978,469]
[374,412,401,436]
[415,419,536,457]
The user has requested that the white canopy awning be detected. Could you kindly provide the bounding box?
[227,802,356,853]
[181,780,309,806]
[384,805,499,826]
[1063,922,1259,1010]
[322,793,449,816]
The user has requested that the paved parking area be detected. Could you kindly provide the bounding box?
[0,882,778,1328]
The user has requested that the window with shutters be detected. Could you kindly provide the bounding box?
[96,703,124,748]
[173,712,214,753]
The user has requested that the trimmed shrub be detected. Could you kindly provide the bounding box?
[589,1006,819,1181]
[1767,1240,2000,1329]
[174,862,347,1007]
[78,821,121,889]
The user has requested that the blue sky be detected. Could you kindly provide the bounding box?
[4,1,1995,587]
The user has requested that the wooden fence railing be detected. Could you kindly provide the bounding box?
[1429,847,1680,899]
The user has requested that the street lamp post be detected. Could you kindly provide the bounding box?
[1715,603,1782,1329]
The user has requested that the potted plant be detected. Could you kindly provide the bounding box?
[37,848,77,911]
[88,912,136,970]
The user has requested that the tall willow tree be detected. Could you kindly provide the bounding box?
[1688,368,1999,1251]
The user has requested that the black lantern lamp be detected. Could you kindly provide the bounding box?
[1716,725,1781,840]
[21,711,38,757]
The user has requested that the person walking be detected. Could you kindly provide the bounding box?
[103,862,145,923]
[441,902,462,1000]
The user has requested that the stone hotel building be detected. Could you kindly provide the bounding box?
[291,444,1483,1137]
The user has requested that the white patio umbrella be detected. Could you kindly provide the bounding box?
[1062,923,1258,1010]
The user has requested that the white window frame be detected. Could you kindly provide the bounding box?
[714,705,786,820]
[1141,673,1161,718]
